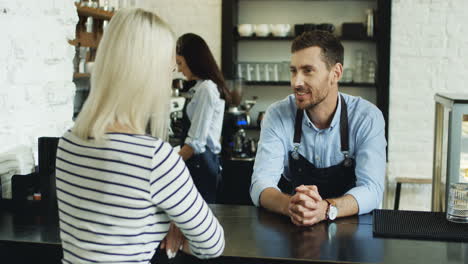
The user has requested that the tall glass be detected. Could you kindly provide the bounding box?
[446,183,468,223]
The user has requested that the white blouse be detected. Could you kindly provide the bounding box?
[185,80,225,154]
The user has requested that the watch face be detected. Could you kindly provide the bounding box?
[328,206,338,220]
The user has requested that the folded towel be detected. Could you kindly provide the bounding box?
[0,145,35,175]
[0,145,35,199]
[0,160,20,175]
[0,170,16,199]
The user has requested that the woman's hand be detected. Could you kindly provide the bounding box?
[160,222,185,259]
[179,144,195,161]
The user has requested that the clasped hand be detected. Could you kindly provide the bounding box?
[288,185,327,226]
[160,222,185,259]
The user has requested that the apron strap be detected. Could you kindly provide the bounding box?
[293,109,303,144]
[339,94,349,153]
[293,94,349,153]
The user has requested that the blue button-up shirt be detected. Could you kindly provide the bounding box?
[185,80,225,155]
[250,93,387,214]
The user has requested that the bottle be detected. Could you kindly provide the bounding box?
[366,9,374,38]
[86,16,94,33]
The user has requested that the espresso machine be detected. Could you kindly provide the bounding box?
[168,79,186,146]
[221,100,257,160]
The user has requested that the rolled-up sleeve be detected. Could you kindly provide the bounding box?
[250,107,287,206]
[346,109,387,214]
[185,83,217,154]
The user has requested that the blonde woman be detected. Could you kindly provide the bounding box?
[55,8,224,263]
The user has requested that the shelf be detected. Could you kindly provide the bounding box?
[340,36,375,42]
[339,82,375,87]
[245,81,289,86]
[73,73,90,79]
[68,32,100,48]
[75,3,114,20]
[245,81,375,87]
[236,35,375,42]
[237,36,294,41]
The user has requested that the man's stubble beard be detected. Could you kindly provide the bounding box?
[296,87,329,111]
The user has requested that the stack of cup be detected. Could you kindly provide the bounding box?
[353,50,365,83]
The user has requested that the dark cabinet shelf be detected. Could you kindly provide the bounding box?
[237,36,294,41]
[236,35,375,42]
[339,82,376,87]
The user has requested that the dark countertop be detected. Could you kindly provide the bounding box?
[0,202,467,264]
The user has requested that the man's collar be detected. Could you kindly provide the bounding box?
[302,93,341,131]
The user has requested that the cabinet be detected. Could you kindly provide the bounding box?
[221,0,391,136]
[432,93,468,212]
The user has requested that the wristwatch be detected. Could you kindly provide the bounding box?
[325,199,338,221]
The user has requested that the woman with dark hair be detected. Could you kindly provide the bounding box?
[176,33,230,203]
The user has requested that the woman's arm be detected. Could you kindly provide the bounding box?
[150,141,225,259]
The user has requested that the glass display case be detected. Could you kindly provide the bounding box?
[432,93,468,211]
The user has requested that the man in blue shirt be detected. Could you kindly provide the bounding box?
[250,31,386,226]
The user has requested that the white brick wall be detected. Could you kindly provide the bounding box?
[0,0,77,164]
[138,0,222,66]
[388,0,468,210]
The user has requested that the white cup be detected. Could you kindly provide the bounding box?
[85,62,94,74]
[254,24,270,37]
[238,24,254,37]
[270,24,291,37]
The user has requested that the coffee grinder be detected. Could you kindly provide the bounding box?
[222,102,257,159]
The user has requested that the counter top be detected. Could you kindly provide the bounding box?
[0,202,466,264]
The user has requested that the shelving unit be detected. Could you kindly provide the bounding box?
[69,3,114,49]
[236,35,375,42]
[70,3,114,119]
[73,73,91,79]
[221,0,391,138]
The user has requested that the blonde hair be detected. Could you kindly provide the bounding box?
[73,8,175,141]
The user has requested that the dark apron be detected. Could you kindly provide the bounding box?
[180,96,221,203]
[282,95,356,199]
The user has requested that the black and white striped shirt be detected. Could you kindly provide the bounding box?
[56,131,225,263]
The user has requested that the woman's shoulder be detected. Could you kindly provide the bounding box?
[194,79,220,99]
[197,80,219,93]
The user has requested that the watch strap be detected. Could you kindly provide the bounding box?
[326,198,336,206]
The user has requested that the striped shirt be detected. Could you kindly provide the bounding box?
[56,131,225,263]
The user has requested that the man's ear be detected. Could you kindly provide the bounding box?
[331,63,343,84]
